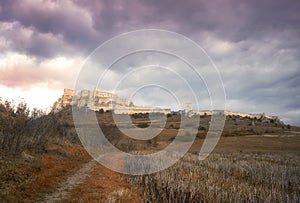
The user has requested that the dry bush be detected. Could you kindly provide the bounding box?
[0,99,48,154]
[0,100,81,155]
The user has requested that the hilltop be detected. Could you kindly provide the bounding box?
[0,100,300,202]
[53,88,284,125]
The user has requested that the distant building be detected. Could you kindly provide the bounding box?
[53,92,281,122]
[52,89,74,111]
[180,102,282,123]
[185,103,192,112]
[53,88,171,115]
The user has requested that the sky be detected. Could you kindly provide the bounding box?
[0,0,299,125]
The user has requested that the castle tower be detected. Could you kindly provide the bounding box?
[61,88,75,105]
[185,103,192,112]
[93,88,101,97]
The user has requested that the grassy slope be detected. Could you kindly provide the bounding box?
[1,110,299,202]
[0,144,91,202]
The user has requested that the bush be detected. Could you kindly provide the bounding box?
[167,113,172,118]
[198,126,206,131]
[196,132,205,139]
[0,99,78,155]
[0,99,48,154]
[137,122,150,128]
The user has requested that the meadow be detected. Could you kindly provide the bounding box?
[1,101,300,202]
[130,152,300,202]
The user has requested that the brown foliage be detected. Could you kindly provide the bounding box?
[0,144,91,202]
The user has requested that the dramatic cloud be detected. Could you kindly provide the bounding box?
[0,52,82,89]
[0,0,299,125]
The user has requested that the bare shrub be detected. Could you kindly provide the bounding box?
[0,99,48,154]
[0,99,79,155]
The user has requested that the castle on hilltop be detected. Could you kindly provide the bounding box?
[53,88,283,124]
[184,103,283,124]
[53,88,171,115]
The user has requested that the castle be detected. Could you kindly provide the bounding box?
[53,88,171,115]
[184,103,282,124]
[53,88,282,124]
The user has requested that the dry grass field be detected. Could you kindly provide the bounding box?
[0,144,91,202]
[122,112,300,202]
[65,163,143,203]
[1,105,300,202]
[130,152,300,202]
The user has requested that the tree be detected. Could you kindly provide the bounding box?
[0,99,49,155]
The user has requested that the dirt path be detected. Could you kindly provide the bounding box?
[40,153,142,203]
[64,162,143,202]
[41,160,98,203]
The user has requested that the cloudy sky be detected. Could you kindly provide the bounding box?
[0,0,299,125]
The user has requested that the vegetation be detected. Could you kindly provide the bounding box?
[130,153,300,202]
[1,100,300,202]
[136,122,150,128]
[0,144,91,202]
[0,99,81,155]
[0,99,48,154]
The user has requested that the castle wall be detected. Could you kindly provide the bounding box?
[53,88,171,114]
[53,89,278,120]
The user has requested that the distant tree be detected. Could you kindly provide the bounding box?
[198,126,206,131]
[167,113,172,118]
[137,122,149,128]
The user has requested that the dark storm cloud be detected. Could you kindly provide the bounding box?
[0,0,97,57]
[1,0,299,54]
[0,0,299,124]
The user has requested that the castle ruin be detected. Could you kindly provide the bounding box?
[53,88,171,115]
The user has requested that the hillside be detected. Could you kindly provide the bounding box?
[0,102,300,202]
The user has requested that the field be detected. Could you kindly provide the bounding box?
[0,144,91,202]
[129,137,300,202]
[97,112,300,202]
[0,105,300,202]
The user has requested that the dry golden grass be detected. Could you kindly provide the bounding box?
[190,136,300,154]
[0,144,91,202]
[1,110,299,202]
[65,164,142,203]
[131,152,300,202]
